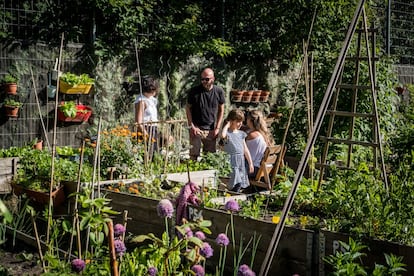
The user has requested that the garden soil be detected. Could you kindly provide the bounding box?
[0,245,43,275]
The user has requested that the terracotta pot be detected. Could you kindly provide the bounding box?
[241,90,253,102]
[260,90,270,102]
[231,89,244,96]
[4,105,19,118]
[4,83,17,95]
[251,90,262,102]
[231,95,243,102]
[33,140,43,150]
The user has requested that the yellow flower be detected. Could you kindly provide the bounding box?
[272,216,280,224]
[300,216,308,227]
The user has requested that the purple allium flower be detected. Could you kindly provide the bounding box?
[71,258,85,273]
[157,199,174,218]
[215,233,230,246]
[238,264,256,276]
[225,199,240,212]
[195,231,206,240]
[114,239,126,256]
[191,264,205,276]
[148,266,157,276]
[185,227,193,238]
[114,223,126,237]
[200,242,213,258]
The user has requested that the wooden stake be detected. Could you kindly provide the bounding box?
[107,220,119,276]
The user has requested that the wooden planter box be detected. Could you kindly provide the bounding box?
[0,157,18,194]
[12,183,65,206]
[102,187,414,275]
[188,205,313,276]
[103,189,166,237]
[317,230,414,276]
[103,187,313,275]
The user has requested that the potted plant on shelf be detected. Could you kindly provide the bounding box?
[2,74,19,95]
[3,98,23,117]
[57,101,92,123]
[59,72,94,94]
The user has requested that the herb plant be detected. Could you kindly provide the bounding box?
[3,98,22,108]
[59,101,77,118]
[1,73,18,84]
[60,72,94,85]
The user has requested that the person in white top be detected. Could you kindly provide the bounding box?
[245,110,274,178]
[134,76,159,158]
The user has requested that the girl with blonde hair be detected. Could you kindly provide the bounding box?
[245,110,274,177]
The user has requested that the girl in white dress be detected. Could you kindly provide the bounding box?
[221,109,254,192]
[134,76,159,158]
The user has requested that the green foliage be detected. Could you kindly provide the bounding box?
[128,218,211,275]
[15,148,93,191]
[59,101,77,118]
[1,73,18,84]
[324,238,406,275]
[0,146,31,157]
[3,98,22,108]
[60,72,94,85]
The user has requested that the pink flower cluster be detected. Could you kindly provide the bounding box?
[176,181,200,225]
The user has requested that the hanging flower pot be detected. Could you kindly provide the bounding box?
[3,98,22,118]
[2,74,19,95]
[4,106,19,117]
[59,72,94,94]
[4,83,17,95]
[58,101,92,123]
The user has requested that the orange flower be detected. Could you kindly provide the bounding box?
[114,188,120,193]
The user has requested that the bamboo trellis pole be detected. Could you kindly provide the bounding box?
[46,32,64,244]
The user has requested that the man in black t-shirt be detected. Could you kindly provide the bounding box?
[185,68,225,160]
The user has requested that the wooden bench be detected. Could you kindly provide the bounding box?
[249,145,286,190]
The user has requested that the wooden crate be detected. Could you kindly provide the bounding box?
[0,157,18,194]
